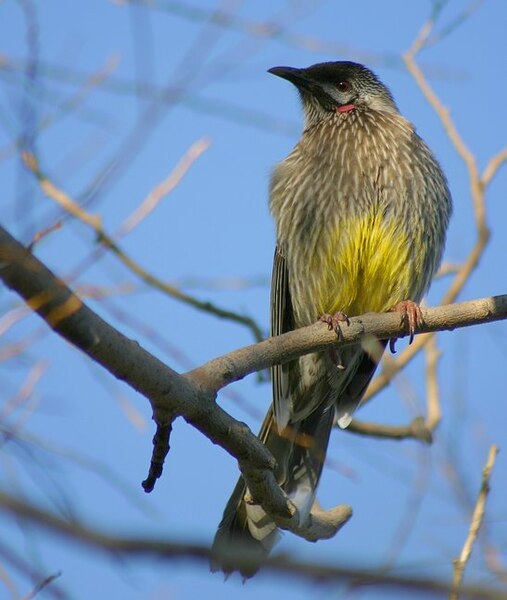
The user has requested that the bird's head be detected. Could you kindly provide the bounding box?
[268,61,398,128]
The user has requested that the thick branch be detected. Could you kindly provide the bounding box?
[1,224,506,545]
[191,293,507,391]
[0,225,289,524]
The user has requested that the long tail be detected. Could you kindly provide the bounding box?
[210,401,335,577]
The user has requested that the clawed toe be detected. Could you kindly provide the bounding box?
[389,300,424,352]
[320,312,350,338]
[320,312,350,369]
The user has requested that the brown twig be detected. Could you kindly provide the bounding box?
[450,445,499,599]
[118,137,211,236]
[481,147,507,187]
[22,152,102,229]
[28,221,63,251]
[346,416,433,443]
[435,262,462,279]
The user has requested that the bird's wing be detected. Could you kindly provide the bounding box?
[270,247,352,429]
[270,246,295,431]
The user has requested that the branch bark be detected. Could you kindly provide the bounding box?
[1,224,506,544]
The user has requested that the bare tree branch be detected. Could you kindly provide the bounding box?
[0,224,506,544]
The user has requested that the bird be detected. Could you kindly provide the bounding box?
[211,61,452,577]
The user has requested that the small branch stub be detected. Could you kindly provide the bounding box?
[142,422,173,493]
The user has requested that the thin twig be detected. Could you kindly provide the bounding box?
[0,539,67,600]
[22,572,62,600]
[404,24,480,196]
[22,153,102,229]
[346,416,433,443]
[28,221,63,251]
[450,445,499,599]
[118,137,211,236]
[481,147,507,187]
[435,262,462,279]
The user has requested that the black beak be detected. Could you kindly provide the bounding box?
[268,66,313,90]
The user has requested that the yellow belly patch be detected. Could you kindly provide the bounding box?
[314,212,413,317]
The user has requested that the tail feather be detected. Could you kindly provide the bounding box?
[210,477,274,577]
[211,343,387,577]
[211,402,335,577]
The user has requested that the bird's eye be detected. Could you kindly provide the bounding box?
[337,81,350,92]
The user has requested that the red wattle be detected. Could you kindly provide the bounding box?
[336,104,355,113]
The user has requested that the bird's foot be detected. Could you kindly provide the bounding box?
[320,312,350,370]
[389,300,423,353]
[320,312,350,337]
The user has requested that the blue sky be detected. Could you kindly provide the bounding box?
[0,1,506,599]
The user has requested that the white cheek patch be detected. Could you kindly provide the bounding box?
[320,82,342,104]
[362,93,397,114]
